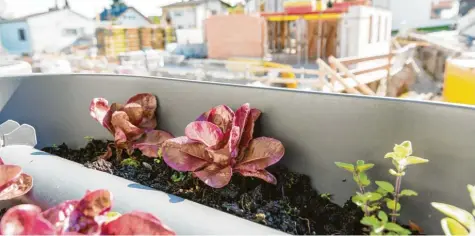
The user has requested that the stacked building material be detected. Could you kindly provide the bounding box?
[97,26,165,56]
[140,28,153,49]
[152,28,165,50]
[126,28,140,51]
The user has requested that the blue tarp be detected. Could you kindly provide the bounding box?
[173,44,208,59]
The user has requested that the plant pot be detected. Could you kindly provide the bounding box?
[0,145,283,234]
[1,74,475,234]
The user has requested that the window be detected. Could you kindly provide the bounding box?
[18,29,26,41]
[62,29,78,36]
[174,10,183,17]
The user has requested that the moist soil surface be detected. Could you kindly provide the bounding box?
[43,140,394,235]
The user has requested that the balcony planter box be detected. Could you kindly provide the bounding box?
[1,74,475,235]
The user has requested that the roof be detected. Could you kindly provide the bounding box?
[162,0,232,9]
[0,8,90,24]
[97,6,153,24]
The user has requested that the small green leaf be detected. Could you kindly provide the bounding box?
[357,163,375,172]
[120,158,139,168]
[361,216,380,228]
[352,195,365,206]
[335,162,355,172]
[404,156,429,165]
[400,141,413,154]
[367,192,383,201]
[386,199,401,212]
[359,172,371,186]
[378,211,388,222]
[467,185,475,206]
[385,222,408,233]
[389,169,398,176]
[356,160,365,166]
[375,181,395,192]
[400,189,418,197]
[432,202,475,229]
[154,158,161,164]
[394,145,409,158]
[384,152,398,159]
[376,187,389,196]
[440,217,470,236]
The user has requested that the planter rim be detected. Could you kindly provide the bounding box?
[0,145,285,235]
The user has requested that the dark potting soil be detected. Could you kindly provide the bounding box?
[43,140,383,235]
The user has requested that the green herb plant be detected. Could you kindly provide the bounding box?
[335,141,429,235]
[431,185,475,235]
[171,172,187,182]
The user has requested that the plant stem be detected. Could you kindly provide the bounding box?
[355,173,369,216]
[391,175,402,222]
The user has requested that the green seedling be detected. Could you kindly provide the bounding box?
[320,193,333,200]
[171,172,186,182]
[361,211,412,235]
[432,185,475,235]
[383,141,428,222]
[335,160,377,215]
[120,158,139,168]
[84,136,94,142]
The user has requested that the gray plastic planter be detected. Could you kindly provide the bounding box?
[1,74,475,234]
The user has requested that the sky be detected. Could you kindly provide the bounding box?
[2,0,242,19]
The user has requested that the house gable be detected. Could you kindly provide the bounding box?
[115,7,152,27]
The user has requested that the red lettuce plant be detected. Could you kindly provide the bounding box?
[162,103,285,188]
[0,157,33,201]
[0,189,175,235]
[89,93,173,159]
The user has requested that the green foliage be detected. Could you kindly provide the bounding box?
[84,136,94,142]
[120,158,139,168]
[154,159,161,164]
[320,193,333,200]
[171,172,186,182]
[432,185,475,235]
[336,141,428,235]
[361,211,411,235]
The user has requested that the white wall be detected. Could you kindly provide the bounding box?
[115,8,151,27]
[339,6,392,58]
[167,0,227,30]
[373,0,456,30]
[168,6,197,29]
[27,9,95,53]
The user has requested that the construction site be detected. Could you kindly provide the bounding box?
[1,0,474,105]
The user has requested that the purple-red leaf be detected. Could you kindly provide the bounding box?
[234,137,285,172]
[89,98,113,132]
[41,200,79,233]
[193,164,232,188]
[229,103,251,157]
[162,137,210,172]
[185,121,224,148]
[111,111,144,143]
[0,173,33,201]
[236,169,277,185]
[239,108,261,149]
[0,204,55,235]
[0,165,22,190]
[97,144,113,160]
[126,93,158,129]
[123,103,144,126]
[0,157,4,165]
[207,105,234,133]
[101,211,175,235]
[74,189,112,218]
[132,130,174,158]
